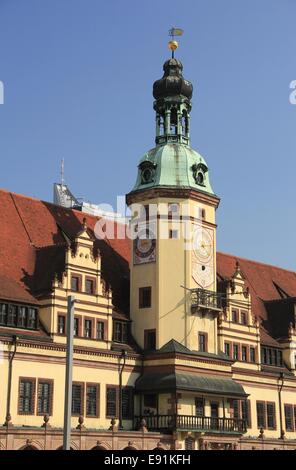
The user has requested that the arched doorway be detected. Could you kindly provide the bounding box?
[122,446,137,451]
[91,445,108,451]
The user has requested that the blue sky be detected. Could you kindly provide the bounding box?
[0,0,295,270]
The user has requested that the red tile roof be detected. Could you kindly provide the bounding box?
[0,189,295,342]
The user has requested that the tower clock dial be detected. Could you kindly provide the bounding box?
[133,228,156,265]
[192,226,214,288]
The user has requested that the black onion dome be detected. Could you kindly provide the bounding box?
[153,58,193,100]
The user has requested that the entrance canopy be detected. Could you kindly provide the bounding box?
[135,372,248,398]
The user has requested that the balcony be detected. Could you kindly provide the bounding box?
[191,288,223,314]
[134,415,246,435]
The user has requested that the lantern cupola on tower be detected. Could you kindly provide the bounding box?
[153,58,192,146]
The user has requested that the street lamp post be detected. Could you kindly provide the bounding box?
[118,349,127,430]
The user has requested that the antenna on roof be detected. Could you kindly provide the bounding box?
[61,158,65,188]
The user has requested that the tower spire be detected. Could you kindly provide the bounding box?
[153,45,192,146]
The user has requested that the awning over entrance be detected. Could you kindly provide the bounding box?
[135,372,248,398]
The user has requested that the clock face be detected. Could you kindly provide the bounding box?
[192,226,214,288]
[193,227,213,263]
[192,261,214,288]
[133,228,156,265]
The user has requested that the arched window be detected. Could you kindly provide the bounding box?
[182,110,188,136]
[170,108,178,135]
[159,115,165,136]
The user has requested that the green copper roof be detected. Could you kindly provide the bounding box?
[131,143,215,195]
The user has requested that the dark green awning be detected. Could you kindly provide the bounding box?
[135,372,248,398]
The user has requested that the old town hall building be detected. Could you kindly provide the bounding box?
[1,51,296,451]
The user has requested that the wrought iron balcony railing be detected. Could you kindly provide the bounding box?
[134,414,246,434]
[191,288,223,312]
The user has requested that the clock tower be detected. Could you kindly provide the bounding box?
[126,49,220,352]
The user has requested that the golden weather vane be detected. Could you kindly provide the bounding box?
[168,27,184,58]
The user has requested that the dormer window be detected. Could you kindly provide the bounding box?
[0,302,38,330]
[192,162,208,187]
[139,161,157,185]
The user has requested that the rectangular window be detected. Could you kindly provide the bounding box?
[17,306,27,328]
[195,398,204,417]
[37,381,52,415]
[232,309,238,323]
[168,203,179,217]
[85,279,94,295]
[261,347,283,367]
[27,308,37,329]
[72,384,83,415]
[169,229,178,239]
[267,402,276,430]
[256,401,266,429]
[198,333,207,352]
[285,404,294,431]
[144,329,156,350]
[0,303,8,325]
[74,317,80,337]
[97,321,105,340]
[250,347,256,363]
[122,388,133,419]
[242,346,248,362]
[106,386,117,418]
[233,344,239,360]
[113,321,128,343]
[86,384,99,417]
[7,305,17,326]
[233,400,240,419]
[57,315,65,335]
[241,400,251,428]
[19,379,35,414]
[224,342,230,357]
[84,319,92,339]
[241,311,247,325]
[71,276,79,292]
[139,287,152,308]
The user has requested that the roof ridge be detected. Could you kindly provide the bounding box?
[217,250,296,275]
[0,188,128,229]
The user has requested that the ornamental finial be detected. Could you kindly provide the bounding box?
[168,27,184,58]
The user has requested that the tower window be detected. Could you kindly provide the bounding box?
[198,332,207,352]
[169,229,178,239]
[196,172,204,185]
[170,107,178,135]
[139,287,152,308]
[168,203,179,217]
[144,329,156,350]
